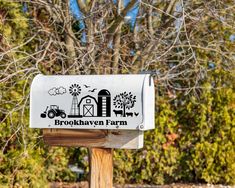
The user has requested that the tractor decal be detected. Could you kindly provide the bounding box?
[40,105,66,119]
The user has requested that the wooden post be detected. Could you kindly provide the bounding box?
[89,148,113,188]
[43,129,143,187]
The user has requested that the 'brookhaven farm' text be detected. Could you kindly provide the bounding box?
[54,119,127,127]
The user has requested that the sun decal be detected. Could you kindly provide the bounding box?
[69,84,81,96]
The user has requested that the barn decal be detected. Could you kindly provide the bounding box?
[78,95,97,117]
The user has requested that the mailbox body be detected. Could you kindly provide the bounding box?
[30,74,155,130]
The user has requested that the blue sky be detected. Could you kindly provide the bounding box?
[69,1,235,43]
[70,0,139,29]
[69,0,139,43]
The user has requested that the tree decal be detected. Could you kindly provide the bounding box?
[113,92,136,117]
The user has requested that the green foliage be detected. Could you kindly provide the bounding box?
[113,71,235,185]
[177,71,235,184]
[0,148,47,187]
[114,99,181,185]
[0,1,28,45]
[0,2,76,187]
[0,81,76,187]
[44,147,77,182]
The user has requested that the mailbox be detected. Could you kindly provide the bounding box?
[30,74,155,130]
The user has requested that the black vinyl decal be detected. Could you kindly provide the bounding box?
[41,85,138,120]
[40,105,66,119]
[113,92,138,117]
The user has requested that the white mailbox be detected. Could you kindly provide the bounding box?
[30,74,155,130]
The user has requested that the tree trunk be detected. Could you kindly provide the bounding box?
[64,0,76,74]
[123,105,126,117]
[147,5,154,36]
[95,0,137,73]
[110,0,123,74]
[76,0,96,74]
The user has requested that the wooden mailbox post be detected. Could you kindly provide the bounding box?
[30,74,155,188]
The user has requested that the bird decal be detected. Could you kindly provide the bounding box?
[88,88,97,92]
[84,84,90,88]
